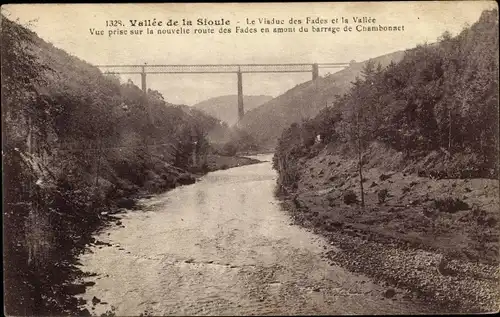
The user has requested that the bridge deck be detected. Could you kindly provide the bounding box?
[97,63,350,74]
[97,62,351,121]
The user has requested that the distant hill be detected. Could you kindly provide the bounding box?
[239,50,406,149]
[192,95,273,126]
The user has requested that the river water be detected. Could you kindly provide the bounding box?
[77,154,428,316]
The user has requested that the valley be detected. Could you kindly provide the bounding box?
[2,5,499,316]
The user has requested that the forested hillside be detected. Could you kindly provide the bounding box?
[275,9,498,185]
[2,15,254,315]
[272,9,499,312]
[192,94,272,126]
[239,50,406,149]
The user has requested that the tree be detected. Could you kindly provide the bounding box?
[2,16,52,154]
[1,15,54,314]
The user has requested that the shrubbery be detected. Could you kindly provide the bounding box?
[433,197,470,213]
[218,128,260,156]
[343,190,358,205]
[377,189,389,204]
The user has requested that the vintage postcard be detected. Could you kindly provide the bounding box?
[2,2,499,316]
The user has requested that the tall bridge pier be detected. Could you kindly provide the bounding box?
[237,68,244,121]
[141,66,147,92]
[99,62,350,121]
[312,63,319,80]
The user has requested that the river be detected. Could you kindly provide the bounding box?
[77,154,428,316]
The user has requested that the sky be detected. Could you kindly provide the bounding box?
[2,2,497,105]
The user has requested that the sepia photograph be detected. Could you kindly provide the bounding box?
[2,1,499,316]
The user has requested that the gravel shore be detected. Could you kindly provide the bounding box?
[282,198,499,313]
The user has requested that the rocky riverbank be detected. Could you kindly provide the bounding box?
[282,195,499,313]
[276,146,499,313]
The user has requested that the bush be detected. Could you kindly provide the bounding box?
[220,128,260,156]
[221,143,237,156]
[343,190,358,205]
[177,173,196,185]
[327,194,336,206]
[379,173,392,181]
[116,197,135,209]
[378,188,389,204]
[433,197,470,213]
